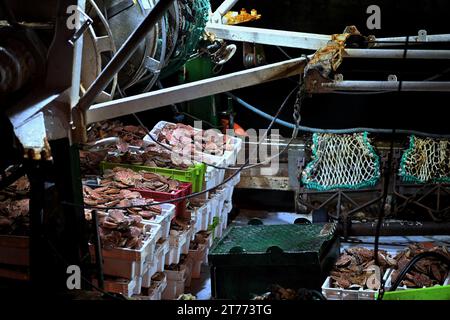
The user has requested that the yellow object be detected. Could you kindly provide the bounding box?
[223,8,261,25]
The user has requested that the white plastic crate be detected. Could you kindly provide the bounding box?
[142,261,156,289]
[183,225,194,254]
[214,219,224,239]
[166,245,182,266]
[93,223,161,279]
[223,201,233,215]
[141,239,170,288]
[148,273,167,300]
[206,198,215,226]
[162,277,186,300]
[321,269,392,300]
[190,210,202,234]
[155,240,170,272]
[166,228,189,265]
[153,204,176,240]
[183,256,194,288]
[384,270,450,291]
[165,264,187,281]
[223,136,243,166]
[135,272,167,300]
[205,158,226,191]
[188,243,207,279]
[222,184,234,204]
[221,211,229,231]
[199,201,211,231]
[231,171,241,186]
[144,121,242,165]
[168,228,189,247]
[100,275,143,298]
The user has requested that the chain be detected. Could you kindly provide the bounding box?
[293,75,306,137]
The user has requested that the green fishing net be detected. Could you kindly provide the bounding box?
[302,132,381,191]
[399,135,450,184]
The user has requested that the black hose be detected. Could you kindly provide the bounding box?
[226,92,450,138]
[388,251,450,292]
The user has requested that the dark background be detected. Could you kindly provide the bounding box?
[153,0,450,137]
[2,0,450,136]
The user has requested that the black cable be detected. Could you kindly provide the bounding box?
[227,91,450,138]
[397,36,410,92]
[277,46,292,60]
[373,128,396,300]
[387,251,450,293]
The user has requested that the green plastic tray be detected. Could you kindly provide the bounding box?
[101,162,206,193]
[380,285,450,300]
[210,224,336,257]
[208,224,339,299]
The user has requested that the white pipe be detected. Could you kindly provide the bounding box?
[206,23,330,51]
[321,81,450,92]
[375,34,450,47]
[345,49,450,60]
[211,0,240,23]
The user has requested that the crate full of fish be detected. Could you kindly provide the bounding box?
[146,121,242,167]
[148,272,167,300]
[101,161,206,193]
[97,275,143,298]
[163,261,189,300]
[165,227,189,265]
[140,204,176,241]
[321,247,397,300]
[188,238,208,279]
[95,166,192,217]
[89,216,161,279]
[384,243,450,291]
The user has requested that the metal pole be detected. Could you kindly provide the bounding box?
[205,24,330,51]
[91,210,104,290]
[211,0,240,23]
[321,81,450,92]
[86,57,307,124]
[338,221,450,236]
[76,0,175,112]
[345,49,450,60]
[375,34,450,47]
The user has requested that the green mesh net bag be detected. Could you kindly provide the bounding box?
[399,135,450,184]
[301,132,381,190]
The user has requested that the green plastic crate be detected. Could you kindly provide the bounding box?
[208,223,339,299]
[379,285,450,300]
[100,162,206,193]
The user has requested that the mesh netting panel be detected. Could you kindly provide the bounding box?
[161,0,210,78]
[399,135,450,184]
[302,132,381,190]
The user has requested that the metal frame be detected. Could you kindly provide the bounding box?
[69,0,450,142]
[85,57,307,124]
